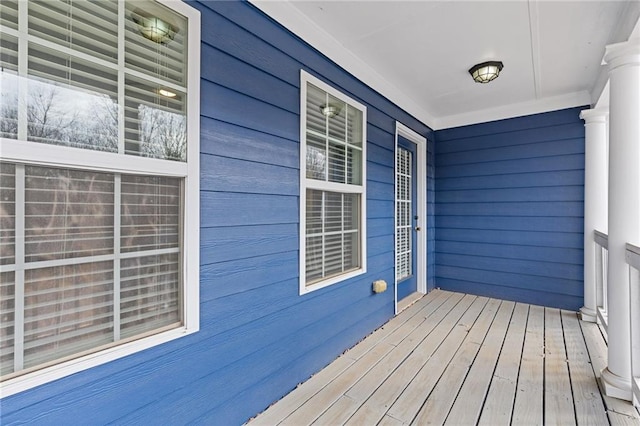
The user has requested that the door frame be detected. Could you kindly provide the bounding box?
[394,122,427,315]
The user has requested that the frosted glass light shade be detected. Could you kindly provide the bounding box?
[133,12,176,43]
[469,61,504,83]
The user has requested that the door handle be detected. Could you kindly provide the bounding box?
[415,227,421,231]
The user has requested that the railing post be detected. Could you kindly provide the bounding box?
[600,38,640,401]
[594,231,609,328]
[627,244,640,408]
[580,109,608,323]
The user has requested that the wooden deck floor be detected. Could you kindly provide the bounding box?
[250,290,640,425]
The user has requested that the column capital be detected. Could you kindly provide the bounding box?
[580,108,609,124]
[604,38,640,71]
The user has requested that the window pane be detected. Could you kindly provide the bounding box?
[0,34,18,71]
[23,261,114,369]
[125,0,187,86]
[344,193,359,231]
[324,234,343,277]
[0,0,18,31]
[0,271,15,376]
[124,76,186,161]
[27,44,119,151]
[1,37,19,139]
[346,146,362,185]
[120,253,181,339]
[306,133,326,180]
[305,236,323,282]
[328,141,346,183]
[346,105,363,148]
[28,0,119,63]
[0,163,15,266]
[121,175,181,253]
[325,192,342,232]
[327,95,346,141]
[25,166,115,263]
[304,190,361,285]
[344,231,359,271]
[306,83,326,135]
[306,189,323,235]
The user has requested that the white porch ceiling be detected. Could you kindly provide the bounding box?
[251,1,640,129]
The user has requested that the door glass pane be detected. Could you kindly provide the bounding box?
[396,147,412,281]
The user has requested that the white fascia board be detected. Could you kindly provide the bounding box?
[435,90,592,130]
[250,0,437,128]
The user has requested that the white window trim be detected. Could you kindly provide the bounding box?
[299,70,367,295]
[0,0,201,398]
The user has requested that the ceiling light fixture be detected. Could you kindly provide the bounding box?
[320,104,341,118]
[468,61,504,84]
[132,9,176,44]
[158,88,177,98]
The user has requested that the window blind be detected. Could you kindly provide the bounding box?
[1,162,182,379]
[0,0,18,31]
[28,0,119,64]
[302,75,365,289]
[0,163,15,266]
[23,261,115,369]
[396,147,412,280]
[305,82,363,186]
[124,76,186,161]
[124,0,187,86]
[1,1,187,160]
[0,271,15,376]
[305,189,360,283]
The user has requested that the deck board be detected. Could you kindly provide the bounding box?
[544,307,576,425]
[444,300,515,425]
[477,302,528,425]
[512,304,545,425]
[250,289,640,426]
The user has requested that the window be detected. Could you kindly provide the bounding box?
[0,0,200,396]
[300,71,367,294]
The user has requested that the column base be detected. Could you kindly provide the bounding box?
[580,306,598,323]
[601,367,632,401]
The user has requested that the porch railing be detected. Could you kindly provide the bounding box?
[627,242,640,408]
[594,230,609,330]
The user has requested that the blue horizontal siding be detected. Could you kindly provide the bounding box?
[1,1,434,425]
[434,106,586,310]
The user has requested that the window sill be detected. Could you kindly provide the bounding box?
[300,267,366,295]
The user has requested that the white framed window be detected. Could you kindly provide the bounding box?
[0,0,200,397]
[299,70,367,294]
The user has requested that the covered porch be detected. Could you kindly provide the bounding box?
[251,290,640,425]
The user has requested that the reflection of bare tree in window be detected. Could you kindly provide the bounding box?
[0,93,17,138]
[91,96,119,150]
[25,82,118,152]
[28,86,78,143]
[139,105,186,161]
[306,147,326,180]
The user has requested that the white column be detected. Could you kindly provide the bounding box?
[601,38,640,401]
[579,109,608,323]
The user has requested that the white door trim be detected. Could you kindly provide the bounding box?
[394,122,428,315]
